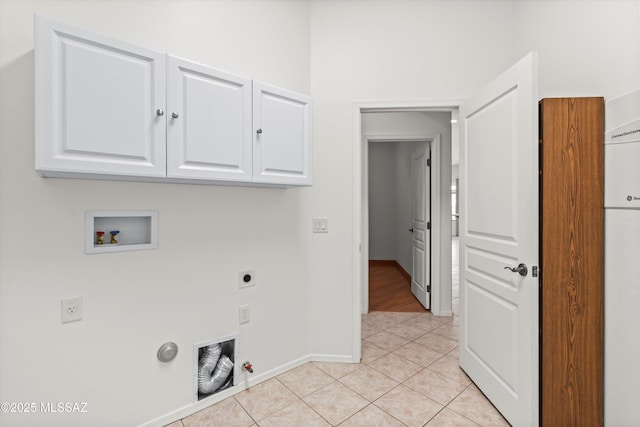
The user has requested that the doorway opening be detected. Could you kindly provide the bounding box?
[368,138,431,312]
[357,108,457,315]
[351,102,460,360]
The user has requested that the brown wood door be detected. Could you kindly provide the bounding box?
[540,97,604,426]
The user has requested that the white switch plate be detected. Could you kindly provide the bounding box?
[61,296,83,324]
[239,305,250,324]
[313,217,328,233]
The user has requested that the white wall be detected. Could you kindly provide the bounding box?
[308,0,517,358]
[368,142,399,261]
[3,1,640,425]
[0,1,311,426]
[516,0,640,100]
[308,0,640,361]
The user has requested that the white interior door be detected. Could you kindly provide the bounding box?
[459,52,539,426]
[410,144,430,309]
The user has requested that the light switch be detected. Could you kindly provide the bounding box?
[313,217,328,233]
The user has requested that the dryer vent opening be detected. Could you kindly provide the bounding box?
[194,336,236,402]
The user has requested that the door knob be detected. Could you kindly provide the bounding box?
[409,228,414,232]
[171,112,179,119]
[504,263,528,277]
[156,108,164,116]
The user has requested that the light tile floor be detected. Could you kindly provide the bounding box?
[167,238,509,426]
[167,312,509,426]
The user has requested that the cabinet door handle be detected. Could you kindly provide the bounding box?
[156,108,164,116]
[171,112,179,119]
[256,128,263,134]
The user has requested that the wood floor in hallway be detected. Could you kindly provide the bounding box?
[368,260,427,312]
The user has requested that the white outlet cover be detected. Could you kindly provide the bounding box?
[239,305,250,324]
[61,296,83,324]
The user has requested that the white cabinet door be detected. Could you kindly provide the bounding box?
[252,82,312,186]
[167,55,252,182]
[35,15,166,178]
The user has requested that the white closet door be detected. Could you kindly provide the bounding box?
[252,81,312,186]
[166,55,252,181]
[410,144,431,309]
[35,15,166,178]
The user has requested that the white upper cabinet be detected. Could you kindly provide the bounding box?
[35,15,311,187]
[253,82,312,186]
[166,55,252,182]
[35,15,166,178]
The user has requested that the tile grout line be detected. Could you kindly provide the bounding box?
[362,313,475,426]
[273,375,336,426]
[231,395,259,426]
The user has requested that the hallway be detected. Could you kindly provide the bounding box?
[369,261,427,312]
[369,237,460,315]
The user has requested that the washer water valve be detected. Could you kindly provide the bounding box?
[243,361,254,373]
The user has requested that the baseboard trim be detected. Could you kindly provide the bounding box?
[435,310,453,317]
[310,353,358,364]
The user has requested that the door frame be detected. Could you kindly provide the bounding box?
[365,136,433,311]
[352,101,463,357]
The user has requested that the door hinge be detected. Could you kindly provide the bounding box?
[427,285,431,292]
[427,158,431,167]
[427,222,431,230]
[532,266,539,277]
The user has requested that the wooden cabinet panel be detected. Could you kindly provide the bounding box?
[540,97,604,426]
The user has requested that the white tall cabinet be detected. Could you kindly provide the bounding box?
[35,15,312,187]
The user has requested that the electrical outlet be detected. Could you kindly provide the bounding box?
[61,296,83,324]
[239,305,250,324]
[238,269,256,289]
